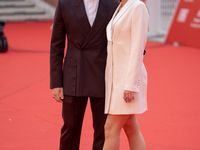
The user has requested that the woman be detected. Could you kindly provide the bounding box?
[103,0,149,149]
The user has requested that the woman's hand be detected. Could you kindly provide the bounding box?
[123,90,135,103]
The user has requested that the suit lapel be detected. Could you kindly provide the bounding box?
[82,0,110,48]
[72,0,91,34]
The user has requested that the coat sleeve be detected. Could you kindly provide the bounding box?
[50,0,66,89]
[124,2,149,92]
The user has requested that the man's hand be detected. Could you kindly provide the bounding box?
[52,87,64,103]
[123,90,135,103]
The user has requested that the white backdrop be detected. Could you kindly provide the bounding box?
[146,0,179,41]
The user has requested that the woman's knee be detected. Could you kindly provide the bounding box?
[123,115,140,137]
[104,115,126,139]
[104,121,113,139]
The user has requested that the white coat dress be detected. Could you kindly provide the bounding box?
[105,0,149,114]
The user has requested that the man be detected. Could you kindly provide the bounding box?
[50,0,119,150]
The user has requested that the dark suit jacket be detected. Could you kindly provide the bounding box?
[50,0,119,98]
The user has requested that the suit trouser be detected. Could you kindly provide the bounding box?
[59,95,107,150]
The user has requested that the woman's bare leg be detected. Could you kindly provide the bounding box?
[123,115,146,150]
[103,114,129,150]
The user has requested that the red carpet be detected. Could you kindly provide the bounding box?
[0,22,200,150]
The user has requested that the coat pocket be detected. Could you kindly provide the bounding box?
[63,58,77,96]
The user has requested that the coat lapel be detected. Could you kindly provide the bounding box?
[82,0,110,48]
[112,0,136,27]
[106,3,121,42]
[72,0,91,34]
